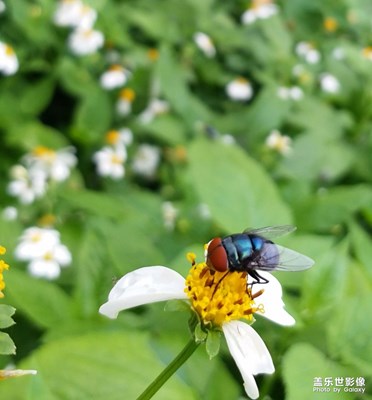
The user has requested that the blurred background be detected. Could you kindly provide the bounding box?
[0,0,371,399]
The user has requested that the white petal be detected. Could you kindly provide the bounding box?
[223,320,274,399]
[99,266,188,319]
[28,259,61,280]
[250,272,295,326]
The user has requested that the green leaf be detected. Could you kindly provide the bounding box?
[206,329,221,359]
[19,78,55,116]
[296,185,372,231]
[4,269,73,330]
[0,304,16,329]
[72,89,112,144]
[327,293,372,377]
[156,45,211,125]
[187,138,292,232]
[283,343,353,400]
[349,221,372,281]
[5,121,69,151]
[0,332,196,400]
[216,87,291,139]
[58,189,128,219]
[0,331,16,355]
[302,240,349,317]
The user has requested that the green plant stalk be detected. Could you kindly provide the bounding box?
[136,338,199,400]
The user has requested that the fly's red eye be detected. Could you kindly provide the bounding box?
[206,237,228,272]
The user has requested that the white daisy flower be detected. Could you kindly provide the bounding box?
[14,227,61,261]
[54,0,97,29]
[295,41,321,64]
[27,243,72,280]
[104,128,133,148]
[277,86,304,101]
[1,206,18,221]
[193,32,216,58]
[93,146,127,179]
[100,255,296,399]
[116,88,136,116]
[131,144,161,179]
[0,1,6,14]
[265,129,292,155]
[319,73,340,93]
[162,201,179,231]
[7,165,47,204]
[241,0,278,25]
[226,78,253,101]
[68,28,104,56]
[138,99,170,124]
[15,227,71,280]
[100,65,130,90]
[0,42,19,76]
[24,146,77,182]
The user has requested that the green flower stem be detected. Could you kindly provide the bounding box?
[136,338,200,400]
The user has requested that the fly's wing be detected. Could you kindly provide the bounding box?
[252,243,314,272]
[244,225,296,240]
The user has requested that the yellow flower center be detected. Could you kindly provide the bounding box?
[33,146,56,162]
[147,48,159,61]
[119,88,136,102]
[105,130,120,145]
[323,17,338,32]
[184,253,264,327]
[0,246,9,298]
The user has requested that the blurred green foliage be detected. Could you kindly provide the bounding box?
[1,0,372,399]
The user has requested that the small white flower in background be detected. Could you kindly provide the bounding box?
[241,0,278,25]
[220,134,236,145]
[68,28,104,56]
[295,41,321,64]
[116,88,136,116]
[197,203,211,220]
[93,146,127,179]
[138,99,170,124]
[319,73,341,93]
[14,227,71,280]
[0,0,6,14]
[265,130,292,155]
[105,128,133,148]
[100,65,130,90]
[27,243,72,280]
[7,165,47,204]
[1,206,18,221]
[331,47,344,60]
[162,201,179,231]
[0,42,19,76]
[193,32,216,58]
[14,227,60,260]
[277,86,304,101]
[132,144,161,179]
[226,77,253,101]
[24,146,77,182]
[53,0,96,29]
